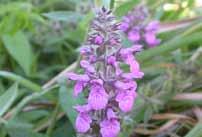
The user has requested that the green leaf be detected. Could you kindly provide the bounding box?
[2,31,33,75]
[6,127,48,137]
[185,123,202,137]
[0,71,41,92]
[59,84,85,126]
[137,32,202,62]
[0,83,18,117]
[43,11,83,22]
[115,0,140,17]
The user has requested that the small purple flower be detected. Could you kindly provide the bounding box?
[128,28,140,42]
[119,22,129,32]
[75,113,92,133]
[74,104,92,133]
[107,56,122,75]
[94,35,104,45]
[67,8,143,137]
[144,31,160,47]
[100,109,120,137]
[116,90,137,112]
[67,72,90,96]
[88,84,108,110]
[114,80,137,91]
[80,60,95,73]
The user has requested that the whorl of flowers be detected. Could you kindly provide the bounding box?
[66,7,144,137]
[120,5,160,48]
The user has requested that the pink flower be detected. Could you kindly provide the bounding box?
[94,35,104,45]
[67,72,90,96]
[100,109,120,137]
[144,21,160,47]
[76,113,92,133]
[144,31,160,47]
[114,80,137,91]
[67,72,90,81]
[107,56,122,75]
[116,91,137,112]
[80,60,95,73]
[74,104,92,133]
[128,28,140,42]
[119,22,129,32]
[88,84,108,110]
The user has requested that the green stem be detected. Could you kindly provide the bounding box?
[0,71,41,92]
[10,85,58,119]
[46,103,60,136]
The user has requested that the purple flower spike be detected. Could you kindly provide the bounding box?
[116,91,137,112]
[67,7,143,136]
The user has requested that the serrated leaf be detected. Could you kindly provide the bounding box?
[59,84,85,126]
[43,11,83,22]
[2,31,33,75]
[0,83,18,117]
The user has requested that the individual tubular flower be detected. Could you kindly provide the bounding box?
[120,5,160,48]
[66,7,143,137]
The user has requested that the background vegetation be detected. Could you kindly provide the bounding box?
[0,0,202,137]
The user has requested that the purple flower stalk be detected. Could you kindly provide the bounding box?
[120,5,160,48]
[67,7,144,137]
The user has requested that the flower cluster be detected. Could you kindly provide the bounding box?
[120,5,160,48]
[67,7,144,137]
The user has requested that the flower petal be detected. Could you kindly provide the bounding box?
[100,119,120,137]
[74,81,84,96]
[74,104,91,113]
[80,60,96,73]
[116,91,137,112]
[107,109,117,119]
[128,29,140,42]
[66,72,90,81]
[75,113,92,133]
[88,85,108,110]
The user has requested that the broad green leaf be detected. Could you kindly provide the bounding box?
[59,84,85,126]
[43,11,83,22]
[2,31,33,75]
[115,0,140,17]
[185,123,202,137]
[0,83,18,117]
